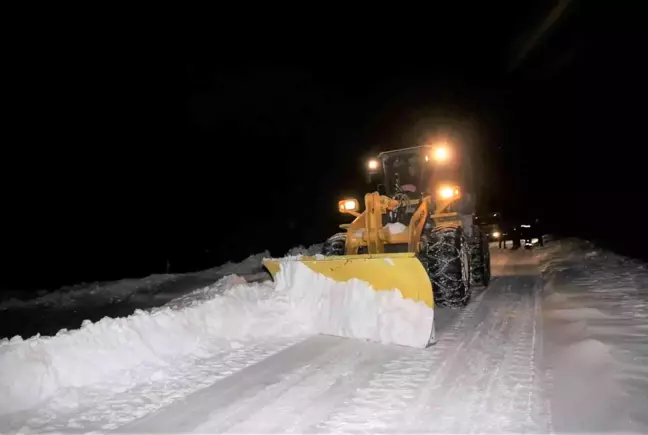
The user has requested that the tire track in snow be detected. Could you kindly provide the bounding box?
[190,337,357,433]
[451,276,550,434]
[407,299,517,433]
[313,283,491,433]
[225,339,402,433]
[473,270,548,434]
[313,261,549,433]
[120,335,358,433]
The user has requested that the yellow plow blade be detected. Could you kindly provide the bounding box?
[263,253,434,308]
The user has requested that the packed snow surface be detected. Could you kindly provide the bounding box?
[1,239,647,434]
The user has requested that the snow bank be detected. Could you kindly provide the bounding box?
[0,275,309,415]
[0,251,272,312]
[193,251,270,279]
[0,274,177,311]
[539,239,648,432]
[274,260,435,349]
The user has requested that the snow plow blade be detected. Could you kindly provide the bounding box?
[263,253,436,348]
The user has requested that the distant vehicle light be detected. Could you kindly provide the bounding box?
[521,224,531,228]
[492,231,501,239]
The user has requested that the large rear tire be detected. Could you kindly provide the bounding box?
[321,233,346,256]
[418,225,471,307]
[469,226,491,286]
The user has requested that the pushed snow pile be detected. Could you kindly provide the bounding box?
[274,261,435,348]
[0,275,310,415]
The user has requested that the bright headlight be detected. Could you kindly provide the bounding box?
[434,147,448,160]
[438,185,460,199]
[492,231,501,239]
[367,159,379,170]
[338,198,359,212]
[344,200,357,210]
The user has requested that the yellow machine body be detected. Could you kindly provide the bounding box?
[263,190,462,308]
[341,192,460,255]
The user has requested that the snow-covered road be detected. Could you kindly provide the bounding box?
[2,241,647,434]
[117,249,551,434]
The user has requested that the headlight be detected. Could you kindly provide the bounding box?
[438,185,460,199]
[367,159,379,170]
[431,146,450,162]
[338,198,358,212]
[492,231,501,239]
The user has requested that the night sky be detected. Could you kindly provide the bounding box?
[2,2,645,292]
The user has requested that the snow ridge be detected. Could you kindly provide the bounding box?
[538,239,648,432]
[0,276,309,415]
[0,275,177,311]
[0,251,271,312]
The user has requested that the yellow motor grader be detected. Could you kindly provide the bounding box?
[263,144,491,329]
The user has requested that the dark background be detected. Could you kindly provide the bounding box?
[2,2,645,293]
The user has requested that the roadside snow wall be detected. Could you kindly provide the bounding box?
[0,251,272,312]
[0,259,434,415]
[0,275,306,414]
[538,239,648,432]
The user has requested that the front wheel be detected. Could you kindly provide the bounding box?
[321,233,346,256]
[418,225,471,307]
